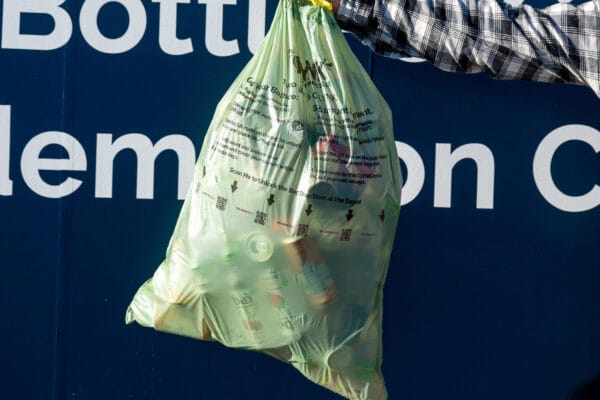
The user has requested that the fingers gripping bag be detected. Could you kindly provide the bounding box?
[126,0,402,398]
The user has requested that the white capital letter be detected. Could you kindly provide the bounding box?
[434,143,495,209]
[95,133,196,200]
[247,0,266,54]
[2,0,72,50]
[153,0,193,55]
[395,141,425,206]
[80,0,147,54]
[0,105,13,196]
[21,131,87,198]
[533,124,600,212]
[198,0,239,57]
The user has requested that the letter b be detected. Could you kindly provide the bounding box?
[2,0,73,50]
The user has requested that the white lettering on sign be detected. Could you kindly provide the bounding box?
[533,124,600,212]
[198,0,239,57]
[0,105,13,195]
[153,0,194,55]
[80,0,147,54]
[0,105,598,212]
[2,0,73,50]
[95,133,195,199]
[20,131,87,198]
[433,143,495,209]
[395,141,425,206]
[247,0,266,54]
[0,0,267,55]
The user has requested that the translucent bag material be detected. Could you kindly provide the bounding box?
[126,1,402,398]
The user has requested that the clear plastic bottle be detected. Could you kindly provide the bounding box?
[223,244,265,348]
[246,231,304,344]
[285,236,336,306]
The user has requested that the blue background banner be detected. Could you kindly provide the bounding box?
[0,0,598,399]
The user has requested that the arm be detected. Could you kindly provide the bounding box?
[332,0,600,96]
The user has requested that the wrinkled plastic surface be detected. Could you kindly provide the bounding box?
[126,1,401,398]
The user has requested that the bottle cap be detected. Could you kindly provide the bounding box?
[245,232,274,262]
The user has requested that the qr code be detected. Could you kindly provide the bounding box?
[254,211,267,225]
[296,224,309,237]
[340,229,352,242]
[216,196,227,211]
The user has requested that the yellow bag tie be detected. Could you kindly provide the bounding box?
[308,0,333,11]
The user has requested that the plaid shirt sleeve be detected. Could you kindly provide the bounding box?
[336,0,600,96]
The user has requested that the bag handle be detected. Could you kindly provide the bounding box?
[308,0,333,11]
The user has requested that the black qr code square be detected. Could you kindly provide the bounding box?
[296,224,309,237]
[340,229,352,242]
[216,196,227,211]
[254,211,267,225]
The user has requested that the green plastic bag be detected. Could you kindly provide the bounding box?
[126,1,401,398]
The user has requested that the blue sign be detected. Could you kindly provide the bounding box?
[0,0,598,399]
